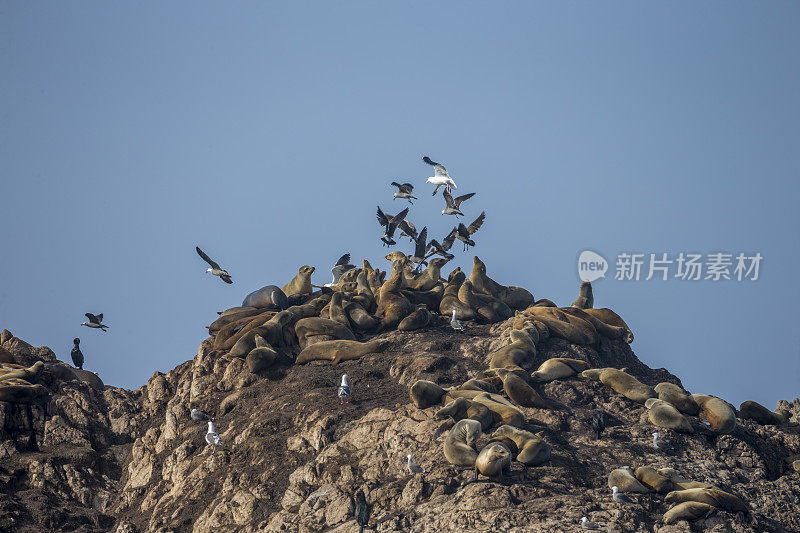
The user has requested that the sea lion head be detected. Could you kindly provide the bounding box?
[485,443,510,462]
[473,256,487,275]
[448,267,462,281]
[299,265,315,276]
[385,251,406,262]
[430,257,449,270]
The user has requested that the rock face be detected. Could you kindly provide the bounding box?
[1,307,799,532]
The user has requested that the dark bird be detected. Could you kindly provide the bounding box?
[354,489,370,533]
[191,408,211,422]
[325,253,355,287]
[408,226,428,272]
[423,156,457,195]
[425,230,456,261]
[591,412,606,440]
[398,219,418,242]
[70,338,84,369]
[196,246,233,284]
[391,182,417,204]
[81,313,108,331]
[441,188,475,217]
[376,206,409,246]
[453,211,485,251]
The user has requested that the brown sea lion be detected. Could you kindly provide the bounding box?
[403,283,444,310]
[530,358,590,382]
[376,257,413,331]
[408,258,449,291]
[739,400,790,426]
[229,310,295,357]
[492,425,550,466]
[469,392,525,428]
[495,369,550,408]
[599,368,656,404]
[295,339,388,365]
[436,396,471,420]
[344,302,379,331]
[645,398,694,433]
[458,279,500,323]
[282,265,315,297]
[475,442,512,480]
[410,380,446,408]
[634,466,673,493]
[294,317,355,348]
[664,488,748,513]
[663,502,716,524]
[246,335,278,372]
[0,362,48,403]
[608,466,650,493]
[657,468,717,491]
[520,306,597,345]
[570,280,594,309]
[444,419,482,467]
[654,382,700,416]
[469,256,535,310]
[582,308,634,343]
[398,305,431,331]
[439,271,476,321]
[488,329,537,372]
[459,378,498,394]
[214,309,276,350]
[692,394,737,435]
[328,292,350,326]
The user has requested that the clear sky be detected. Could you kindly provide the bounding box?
[1,2,798,408]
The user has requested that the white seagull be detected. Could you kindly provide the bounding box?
[338,373,351,403]
[196,246,233,284]
[580,516,600,530]
[451,309,464,331]
[652,431,673,451]
[406,453,425,474]
[205,421,223,453]
[423,156,457,196]
[611,486,635,506]
[325,253,355,287]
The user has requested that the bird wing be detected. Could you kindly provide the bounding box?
[414,227,428,257]
[441,228,458,251]
[391,181,403,190]
[401,182,414,192]
[457,223,470,239]
[443,187,455,208]
[196,246,221,270]
[96,313,104,323]
[398,219,417,239]
[467,212,486,235]
[390,207,409,225]
[376,206,389,227]
[453,192,475,207]
[85,313,98,323]
[334,253,351,267]
[422,156,440,167]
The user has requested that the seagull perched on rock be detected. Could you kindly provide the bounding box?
[406,453,425,474]
[611,486,635,507]
[451,212,485,251]
[191,408,211,422]
[376,206,409,246]
[338,374,351,404]
[205,421,223,453]
[451,309,464,331]
[196,246,233,284]
[441,188,475,217]
[81,313,108,331]
[580,516,600,530]
[591,412,606,440]
[325,253,355,287]
[70,338,84,369]
[391,182,417,204]
[354,489,370,533]
[652,431,673,451]
[423,156,457,195]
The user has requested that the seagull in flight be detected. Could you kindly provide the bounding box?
[407,226,428,272]
[81,313,108,331]
[325,253,355,287]
[450,309,464,331]
[452,212,485,251]
[196,246,233,284]
[398,219,418,242]
[391,182,417,204]
[338,373,351,404]
[376,206,409,247]
[406,453,425,474]
[425,230,456,261]
[423,156,457,196]
[441,189,475,217]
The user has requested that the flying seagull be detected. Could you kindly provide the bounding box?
[191,408,211,422]
[398,219,418,242]
[206,421,223,454]
[376,206,409,247]
[196,246,233,284]
[425,230,456,261]
[611,486,635,507]
[580,516,600,530]
[81,313,108,331]
[338,373,351,404]
[453,212,485,251]
[406,453,425,474]
[423,156,457,195]
[441,188,475,217]
[408,226,428,272]
[391,182,417,204]
[325,253,355,287]
[450,309,464,331]
[354,489,370,533]
[652,431,673,451]
[591,412,606,440]
[71,338,84,370]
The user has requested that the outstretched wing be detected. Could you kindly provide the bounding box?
[390,207,409,225]
[401,182,414,192]
[196,246,221,270]
[467,211,486,235]
[422,156,440,167]
[334,253,351,267]
[96,313,104,323]
[443,188,455,208]
[441,228,458,251]
[453,192,475,207]
[414,227,428,257]
[398,219,417,240]
[376,206,389,227]
[85,313,98,323]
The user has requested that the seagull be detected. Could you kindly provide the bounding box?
[70,338,84,370]
[450,309,464,331]
[191,408,211,422]
[81,313,108,331]
[406,453,425,474]
[205,421,223,454]
[354,489,370,533]
[376,206,409,246]
[425,230,457,261]
[325,253,355,287]
[453,212,486,251]
[338,373,351,404]
[196,246,233,284]
[423,156,457,195]
[398,219,418,242]
[391,182,417,204]
[591,412,606,440]
[611,486,635,507]
[441,188,475,217]
[408,227,428,272]
[652,431,673,451]
[580,516,600,530]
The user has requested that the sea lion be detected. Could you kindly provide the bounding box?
[582,308,634,343]
[581,368,605,381]
[739,400,790,426]
[692,394,737,435]
[356,269,372,297]
[294,317,355,348]
[607,466,650,493]
[246,335,278,372]
[530,358,590,382]
[229,310,295,357]
[663,502,716,525]
[459,378,497,394]
[376,257,414,331]
[0,362,48,403]
[469,256,535,310]
[208,308,263,336]
[408,258,449,292]
[657,468,717,491]
[439,272,476,321]
[495,369,550,408]
[444,419,482,467]
[511,314,549,341]
[398,305,431,331]
[634,466,673,493]
[459,279,502,323]
[384,251,412,288]
[599,368,656,404]
[295,339,388,365]
[241,285,289,309]
[645,398,694,433]
[469,392,526,428]
[519,306,597,345]
[328,292,350,326]
[436,396,471,420]
[466,401,494,430]
[214,310,276,350]
[344,302,379,332]
[664,488,748,513]
[488,329,537,372]
[282,265,315,297]
[492,425,551,466]
[570,280,594,309]
[561,307,627,340]
[403,283,444,310]
[410,380,446,408]
[654,382,700,416]
[475,442,512,480]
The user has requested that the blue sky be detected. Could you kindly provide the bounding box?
[1,2,798,408]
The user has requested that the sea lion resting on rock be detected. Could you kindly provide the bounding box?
[344,301,379,331]
[634,465,673,493]
[230,311,294,358]
[664,488,748,513]
[692,394,737,435]
[608,466,650,493]
[376,257,414,331]
[739,400,790,426]
[663,502,716,524]
[328,292,350,326]
[295,339,388,365]
[403,283,444,310]
[474,442,511,480]
[294,317,355,348]
[654,382,700,416]
[488,329,537,372]
[657,468,717,491]
[570,280,593,309]
[282,265,315,297]
[398,304,431,331]
[492,425,550,466]
[494,368,550,408]
[459,279,513,323]
[582,308,634,343]
[469,256,535,310]
[0,362,48,403]
[411,380,446,408]
[599,368,656,404]
[530,358,590,382]
[437,396,494,430]
[246,335,278,372]
[645,398,694,433]
[214,309,276,350]
[444,419,482,467]
[518,306,597,345]
[439,271,476,321]
[241,285,288,309]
